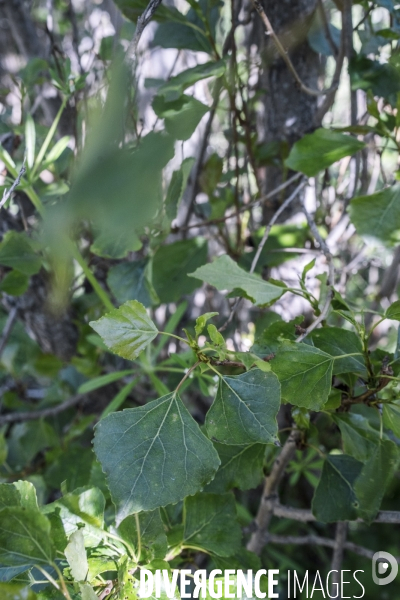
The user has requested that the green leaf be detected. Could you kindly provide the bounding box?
[0,484,21,509]
[332,413,382,463]
[205,443,265,493]
[152,238,208,303]
[165,158,195,224]
[385,300,400,321]
[383,401,400,437]
[119,509,167,562]
[93,392,220,523]
[312,454,363,522]
[89,300,158,361]
[285,129,364,177]
[251,316,303,357]
[153,95,209,141]
[78,370,135,394]
[107,261,158,307]
[183,493,241,556]
[354,440,399,523]
[206,370,280,445]
[0,232,41,276]
[207,324,225,348]
[349,184,400,245]
[13,481,39,511]
[0,271,29,296]
[270,342,333,410]
[157,61,226,101]
[44,136,71,164]
[65,530,88,582]
[195,312,219,337]
[0,583,37,599]
[189,255,285,307]
[309,328,366,375]
[0,507,54,567]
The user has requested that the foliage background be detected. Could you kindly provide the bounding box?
[0,0,400,598]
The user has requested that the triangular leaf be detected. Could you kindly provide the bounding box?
[205,443,265,493]
[93,393,220,523]
[206,370,280,445]
[0,507,54,567]
[89,300,158,361]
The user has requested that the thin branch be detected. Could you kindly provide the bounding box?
[246,429,302,555]
[272,502,400,525]
[296,203,335,342]
[127,0,163,59]
[0,307,17,360]
[268,533,400,563]
[0,159,26,211]
[174,173,302,233]
[251,0,343,98]
[330,522,348,595]
[0,393,86,425]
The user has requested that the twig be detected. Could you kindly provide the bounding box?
[0,307,17,361]
[218,179,306,332]
[0,159,26,211]
[174,173,302,233]
[330,522,348,597]
[268,533,400,563]
[272,502,400,525]
[127,0,163,59]
[296,203,335,342]
[0,393,86,425]
[251,0,342,98]
[246,429,302,555]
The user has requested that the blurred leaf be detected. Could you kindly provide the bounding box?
[0,583,37,599]
[285,129,364,176]
[0,271,29,296]
[386,300,400,320]
[312,454,363,522]
[189,254,285,307]
[78,370,135,394]
[89,300,158,361]
[157,60,226,101]
[206,370,280,445]
[25,115,36,169]
[183,493,241,556]
[93,392,220,523]
[349,184,400,245]
[0,232,41,276]
[271,342,333,410]
[383,401,400,437]
[65,530,88,582]
[153,95,209,141]
[107,260,158,307]
[195,312,218,337]
[153,238,208,303]
[165,158,195,224]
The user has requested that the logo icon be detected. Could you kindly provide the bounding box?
[372,551,398,586]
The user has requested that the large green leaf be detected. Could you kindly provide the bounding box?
[119,509,167,562]
[251,316,303,357]
[153,96,209,141]
[152,238,208,303]
[157,61,226,101]
[107,261,158,307]
[309,328,366,375]
[205,370,280,445]
[0,507,54,567]
[189,255,285,307]
[183,493,241,556]
[348,184,400,245]
[93,393,220,523]
[270,342,333,410]
[0,232,41,276]
[285,129,364,177]
[89,300,158,361]
[354,440,399,523]
[332,413,382,463]
[312,454,363,522]
[205,443,265,493]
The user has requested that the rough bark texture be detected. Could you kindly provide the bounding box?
[255,0,321,217]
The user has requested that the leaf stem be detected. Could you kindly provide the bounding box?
[134,513,142,562]
[159,331,189,345]
[175,361,201,393]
